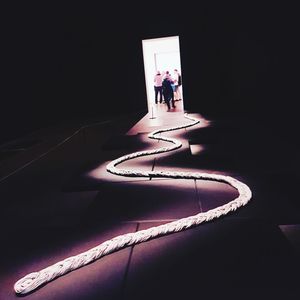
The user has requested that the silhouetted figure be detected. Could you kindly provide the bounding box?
[166,71,175,108]
[162,72,175,110]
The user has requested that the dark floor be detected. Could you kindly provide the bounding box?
[0,107,300,300]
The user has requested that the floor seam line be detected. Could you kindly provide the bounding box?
[121,222,140,299]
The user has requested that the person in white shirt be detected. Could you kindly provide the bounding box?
[154,71,163,104]
[173,69,182,101]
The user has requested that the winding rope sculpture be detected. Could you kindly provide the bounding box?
[14,113,252,295]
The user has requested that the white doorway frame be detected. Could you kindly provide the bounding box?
[142,36,184,114]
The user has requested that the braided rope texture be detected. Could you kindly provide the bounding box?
[14,113,252,295]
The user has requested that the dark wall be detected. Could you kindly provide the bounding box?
[2,2,299,144]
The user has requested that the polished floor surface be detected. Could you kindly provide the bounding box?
[0,105,300,299]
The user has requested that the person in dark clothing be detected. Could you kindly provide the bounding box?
[162,73,175,110]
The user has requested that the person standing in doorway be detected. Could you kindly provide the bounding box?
[162,71,176,110]
[154,71,163,104]
[173,69,182,101]
[164,71,176,108]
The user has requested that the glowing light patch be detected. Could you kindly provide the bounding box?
[190,144,205,155]
[14,113,252,295]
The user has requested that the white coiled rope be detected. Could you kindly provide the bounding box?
[14,113,252,295]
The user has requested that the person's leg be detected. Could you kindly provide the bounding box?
[177,86,182,100]
[164,93,171,109]
[166,99,171,109]
[174,86,178,100]
[158,86,163,103]
[171,91,175,108]
[154,86,158,104]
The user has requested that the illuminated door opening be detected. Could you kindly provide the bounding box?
[142,36,184,114]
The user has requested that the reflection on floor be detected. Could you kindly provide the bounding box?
[0,108,300,299]
[147,98,184,119]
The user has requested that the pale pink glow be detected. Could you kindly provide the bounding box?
[152,164,229,178]
[13,113,252,295]
[88,159,152,182]
[127,112,207,135]
[88,161,113,179]
[11,223,137,299]
[89,113,218,182]
[190,144,205,155]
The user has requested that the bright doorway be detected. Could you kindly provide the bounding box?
[142,36,184,115]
